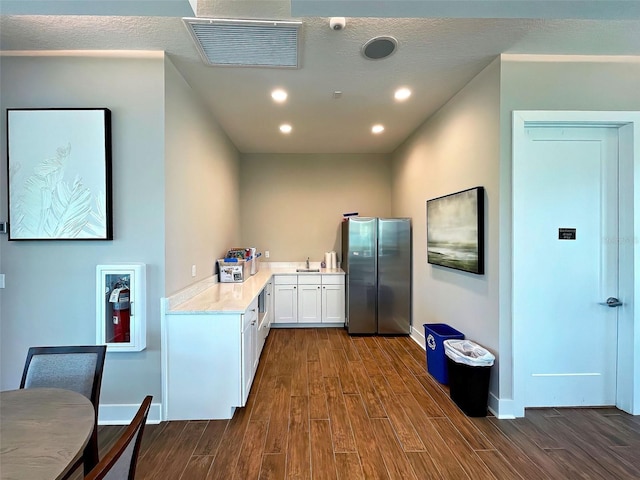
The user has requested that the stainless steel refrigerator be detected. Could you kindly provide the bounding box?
[341,217,412,335]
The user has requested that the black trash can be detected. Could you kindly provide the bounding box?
[423,324,464,384]
[444,339,494,417]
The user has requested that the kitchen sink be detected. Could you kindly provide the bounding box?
[296,268,320,273]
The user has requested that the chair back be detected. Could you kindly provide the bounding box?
[84,395,153,480]
[20,345,108,476]
[20,345,107,409]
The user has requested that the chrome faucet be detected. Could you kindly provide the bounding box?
[306,257,310,269]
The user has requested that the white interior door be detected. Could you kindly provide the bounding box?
[514,126,619,408]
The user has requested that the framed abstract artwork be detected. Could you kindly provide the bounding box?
[7,108,112,240]
[427,186,485,275]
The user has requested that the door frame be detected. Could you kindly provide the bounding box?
[512,110,640,417]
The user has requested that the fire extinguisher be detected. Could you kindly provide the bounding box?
[109,282,130,343]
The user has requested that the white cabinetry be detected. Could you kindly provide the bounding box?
[298,275,322,323]
[96,264,146,352]
[267,279,275,325]
[273,274,344,326]
[242,298,259,403]
[257,279,273,355]
[163,270,344,420]
[274,276,297,324]
[322,275,345,323]
[164,312,240,420]
[164,296,259,420]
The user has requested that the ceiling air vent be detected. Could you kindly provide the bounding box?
[183,18,302,68]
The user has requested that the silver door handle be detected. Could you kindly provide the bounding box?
[599,297,623,307]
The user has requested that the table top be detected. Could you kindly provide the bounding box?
[0,388,95,480]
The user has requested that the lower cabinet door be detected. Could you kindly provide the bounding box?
[241,324,253,404]
[298,284,322,323]
[274,284,298,323]
[241,305,258,404]
[322,284,345,323]
[252,322,259,372]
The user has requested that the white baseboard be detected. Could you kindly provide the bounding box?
[488,394,516,419]
[98,402,162,425]
[410,324,426,349]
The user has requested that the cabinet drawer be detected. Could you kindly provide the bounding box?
[322,275,344,285]
[244,298,258,328]
[298,274,321,284]
[274,275,297,285]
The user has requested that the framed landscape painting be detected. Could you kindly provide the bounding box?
[7,108,112,240]
[427,186,484,274]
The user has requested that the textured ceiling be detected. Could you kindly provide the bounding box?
[1,1,640,154]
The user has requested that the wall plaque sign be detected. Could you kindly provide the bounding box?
[558,228,576,240]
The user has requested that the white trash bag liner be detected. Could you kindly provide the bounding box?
[444,339,495,367]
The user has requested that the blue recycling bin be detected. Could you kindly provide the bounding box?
[424,323,464,384]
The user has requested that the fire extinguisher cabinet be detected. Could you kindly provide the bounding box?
[96,264,147,352]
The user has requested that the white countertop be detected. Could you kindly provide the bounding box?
[166,264,344,314]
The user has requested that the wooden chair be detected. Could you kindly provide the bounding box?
[20,345,107,476]
[84,396,152,480]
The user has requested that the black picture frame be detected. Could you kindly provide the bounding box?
[426,186,484,274]
[7,108,113,240]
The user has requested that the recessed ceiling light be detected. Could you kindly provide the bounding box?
[394,88,411,101]
[372,124,385,134]
[280,124,292,134]
[271,89,288,102]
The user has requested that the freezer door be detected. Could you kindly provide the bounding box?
[343,218,377,334]
[377,218,411,335]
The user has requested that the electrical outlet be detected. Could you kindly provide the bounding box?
[265,250,270,258]
[191,265,196,277]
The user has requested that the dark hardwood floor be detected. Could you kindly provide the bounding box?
[86,328,640,479]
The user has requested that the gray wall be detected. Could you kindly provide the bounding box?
[239,153,391,263]
[391,58,502,396]
[0,55,166,407]
[164,58,240,295]
[392,55,640,414]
